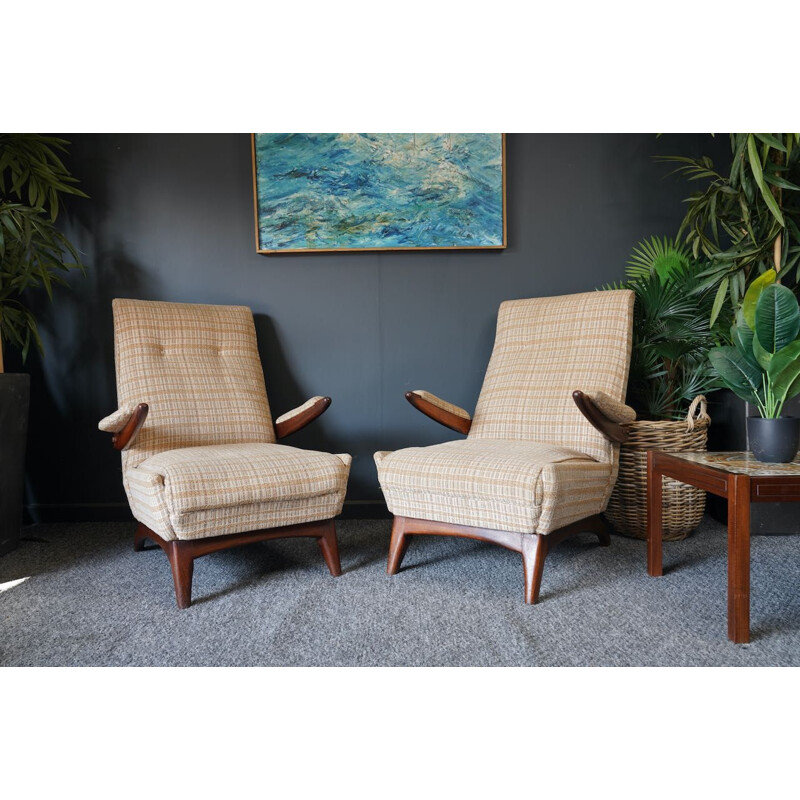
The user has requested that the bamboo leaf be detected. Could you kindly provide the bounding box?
[0,134,88,361]
[764,174,800,191]
[710,277,728,328]
[755,133,787,152]
[747,134,765,187]
[760,182,786,227]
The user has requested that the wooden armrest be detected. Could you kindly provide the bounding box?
[572,390,628,444]
[275,396,331,439]
[405,391,472,435]
[112,403,149,451]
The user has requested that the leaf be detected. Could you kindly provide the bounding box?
[730,134,747,188]
[0,134,89,361]
[753,333,773,370]
[742,268,776,329]
[708,347,762,404]
[768,340,800,404]
[710,277,728,327]
[754,283,800,354]
[732,319,760,368]
[755,133,787,153]
[764,174,800,191]
[709,190,719,243]
[625,236,690,282]
[760,182,786,227]
[747,134,765,187]
[744,135,786,226]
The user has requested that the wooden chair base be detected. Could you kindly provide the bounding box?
[386,514,611,604]
[134,518,342,609]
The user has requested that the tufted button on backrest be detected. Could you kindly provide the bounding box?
[112,298,275,472]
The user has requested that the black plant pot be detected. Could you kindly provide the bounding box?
[747,416,800,464]
[0,373,30,556]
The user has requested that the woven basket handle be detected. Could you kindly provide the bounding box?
[686,395,709,431]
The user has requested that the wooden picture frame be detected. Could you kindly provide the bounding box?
[251,133,507,254]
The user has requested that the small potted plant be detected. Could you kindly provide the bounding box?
[709,269,800,462]
[0,134,86,555]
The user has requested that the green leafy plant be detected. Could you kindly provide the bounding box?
[660,133,800,326]
[0,134,87,370]
[709,269,800,418]
[607,236,727,420]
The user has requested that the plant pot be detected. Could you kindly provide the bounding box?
[747,416,800,463]
[0,373,30,556]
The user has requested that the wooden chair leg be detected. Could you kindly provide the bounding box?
[594,515,612,547]
[133,523,150,552]
[317,522,342,577]
[521,533,548,604]
[387,516,411,575]
[167,541,194,609]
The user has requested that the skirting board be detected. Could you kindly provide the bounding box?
[24,500,391,525]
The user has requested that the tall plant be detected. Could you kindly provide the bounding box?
[0,134,87,371]
[660,133,800,326]
[608,236,727,420]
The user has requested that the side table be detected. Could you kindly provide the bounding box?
[647,450,800,644]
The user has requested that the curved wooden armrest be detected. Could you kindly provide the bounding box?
[275,396,331,439]
[112,403,149,451]
[572,390,628,444]
[405,391,472,435]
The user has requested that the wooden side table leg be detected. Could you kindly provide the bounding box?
[727,474,751,644]
[647,451,663,576]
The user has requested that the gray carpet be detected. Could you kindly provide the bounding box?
[1,516,799,666]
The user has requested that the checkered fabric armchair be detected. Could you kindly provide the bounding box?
[99,299,350,608]
[375,290,635,603]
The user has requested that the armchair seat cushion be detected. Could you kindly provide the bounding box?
[375,439,614,534]
[126,443,351,541]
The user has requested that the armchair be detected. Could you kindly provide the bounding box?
[375,290,635,603]
[99,299,350,608]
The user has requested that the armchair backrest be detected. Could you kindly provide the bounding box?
[113,299,275,471]
[469,290,634,462]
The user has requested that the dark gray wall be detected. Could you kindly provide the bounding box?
[15,133,730,518]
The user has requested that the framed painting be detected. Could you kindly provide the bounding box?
[251,133,506,253]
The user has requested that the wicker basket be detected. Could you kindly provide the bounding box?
[604,396,710,541]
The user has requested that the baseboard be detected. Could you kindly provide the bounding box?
[24,500,391,525]
[24,503,133,524]
[338,501,391,519]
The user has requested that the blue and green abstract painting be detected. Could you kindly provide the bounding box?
[253,133,505,251]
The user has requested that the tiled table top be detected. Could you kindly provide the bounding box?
[668,451,800,477]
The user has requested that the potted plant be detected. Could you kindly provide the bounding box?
[0,134,86,555]
[661,133,800,327]
[603,235,727,540]
[708,269,800,462]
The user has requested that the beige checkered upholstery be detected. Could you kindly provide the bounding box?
[129,444,351,540]
[98,404,139,433]
[586,391,636,424]
[375,441,612,534]
[105,299,350,541]
[375,291,634,534]
[275,396,326,425]
[408,391,471,421]
[470,291,634,463]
